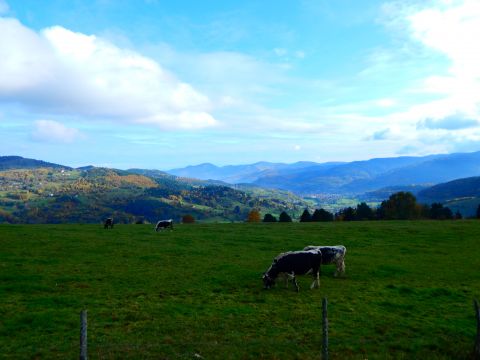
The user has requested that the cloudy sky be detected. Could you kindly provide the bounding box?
[1,0,479,169]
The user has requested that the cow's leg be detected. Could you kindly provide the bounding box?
[311,264,321,288]
[334,260,340,277]
[334,259,345,276]
[289,272,299,292]
[286,272,296,288]
[310,271,320,289]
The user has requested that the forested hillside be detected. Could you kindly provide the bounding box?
[0,167,309,224]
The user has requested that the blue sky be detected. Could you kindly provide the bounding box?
[1,0,479,169]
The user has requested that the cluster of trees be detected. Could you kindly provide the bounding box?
[247,192,473,223]
[246,209,294,223]
[334,192,462,221]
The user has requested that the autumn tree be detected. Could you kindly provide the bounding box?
[247,209,261,222]
[182,214,195,223]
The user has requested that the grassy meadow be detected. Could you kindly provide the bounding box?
[1,221,480,359]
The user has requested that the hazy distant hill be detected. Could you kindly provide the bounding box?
[359,185,429,202]
[168,152,480,196]
[167,161,331,184]
[415,176,480,217]
[0,156,71,171]
[341,152,480,194]
[252,156,439,194]
[417,176,480,203]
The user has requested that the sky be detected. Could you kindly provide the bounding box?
[1,0,480,169]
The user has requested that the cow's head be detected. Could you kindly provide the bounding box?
[262,273,275,289]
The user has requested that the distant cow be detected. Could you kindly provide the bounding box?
[104,218,114,229]
[303,245,346,276]
[263,250,322,292]
[155,219,173,232]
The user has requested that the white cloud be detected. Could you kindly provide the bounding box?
[0,0,9,15]
[376,98,396,108]
[0,18,217,130]
[379,0,480,121]
[31,120,82,143]
[417,114,479,130]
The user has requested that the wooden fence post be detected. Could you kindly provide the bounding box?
[80,310,88,360]
[474,299,480,360]
[322,297,329,360]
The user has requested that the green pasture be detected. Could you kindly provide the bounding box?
[1,221,480,359]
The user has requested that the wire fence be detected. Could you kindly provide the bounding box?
[78,298,331,360]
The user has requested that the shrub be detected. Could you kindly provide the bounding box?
[279,211,292,222]
[299,209,312,222]
[182,214,195,224]
[263,213,277,222]
[311,208,334,222]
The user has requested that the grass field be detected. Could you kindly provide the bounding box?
[1,221,480,359]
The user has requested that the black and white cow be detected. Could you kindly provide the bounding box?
[303,245,346,276]
[104,218,114,229]
[262,250,322,292]
[155,219,173,232]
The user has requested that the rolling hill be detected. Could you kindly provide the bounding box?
[0,155,71,171]
[416,176,480,217]
[0,165,310,224]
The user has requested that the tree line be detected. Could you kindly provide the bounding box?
[248,191,480,222]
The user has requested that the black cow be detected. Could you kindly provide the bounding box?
[155,219,173,232]
[262,250,322,292]
[303,245,346,276]
[104,218,114,229]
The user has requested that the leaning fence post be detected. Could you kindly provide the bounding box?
[474,299,480,360]
[322,297,329,360]
[80,310,88,360]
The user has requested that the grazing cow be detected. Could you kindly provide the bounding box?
[263,250,322,292]
[303,245,346,276]
[104,218,114,229]
[155,219,173,232]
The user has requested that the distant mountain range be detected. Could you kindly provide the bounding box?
[167,151,480,195]
[2,153,480,221]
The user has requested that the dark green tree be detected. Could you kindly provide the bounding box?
[378,192,421,220]
[300,209,312,222]
[263,213,277,222]
[355,202,374,220]
[311,208,334,222]
[279,211,292,222]
[455,210,462,220]
[430,203,453,220]
[477,204,480,219]
[337,207,356,221]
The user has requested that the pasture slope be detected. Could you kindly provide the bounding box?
[1,221,479,359]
